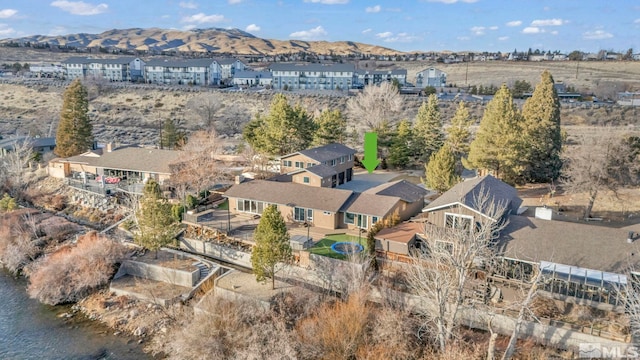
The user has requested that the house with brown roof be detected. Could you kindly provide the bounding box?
[224,144,427,230]
[422,175,522,230]
[280,143,356,188]
[48,143,181,191]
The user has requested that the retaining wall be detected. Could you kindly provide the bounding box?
[180,238,252,268]
[115,260,199,287]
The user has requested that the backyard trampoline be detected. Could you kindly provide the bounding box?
[330,241,364,255]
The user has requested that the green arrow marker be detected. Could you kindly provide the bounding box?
[362,132,380,174]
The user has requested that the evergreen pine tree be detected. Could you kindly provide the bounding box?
[312,109,347,146]
[413,94,444,163]
[466,84,524,184]
[388,119,412,168]
[250,205,293,290]
[521,70,563,182]
[134,180,179,259]
[446,101,473,160]
[424,144,460,193]
[243,94,315,155]
[160,118,185,150]
[55,79,93,157]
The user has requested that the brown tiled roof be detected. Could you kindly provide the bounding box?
[224,180,353,212]
[497,215,640,273]
[61,146,181,174]
[341,193,400,217]
[305,164,337,178]
[423,175,522,219]
[374,222,424,244]
[364,180,427,203]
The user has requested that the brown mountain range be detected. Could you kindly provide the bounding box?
[1,27,402,56]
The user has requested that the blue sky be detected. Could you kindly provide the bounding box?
[0,0,638,53]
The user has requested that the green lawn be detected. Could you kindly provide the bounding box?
[217,199,229,210]
[309,233,368,260]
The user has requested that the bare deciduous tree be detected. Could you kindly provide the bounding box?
[406,187,509,352]
[346,81,404,132]
[187,93,224,129]
[561,130,640,219]
[1,136,36,195]
[169,129,224,202]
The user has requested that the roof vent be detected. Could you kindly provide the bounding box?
[628,231,636,244]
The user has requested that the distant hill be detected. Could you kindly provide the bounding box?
[0,27,401,56]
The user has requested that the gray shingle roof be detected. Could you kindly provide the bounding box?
[0,136,56,150]
[61,146,181,174]
[356,69,407,76]
[145,58,217,67]
[364,180,427,203]
[269,63,356,72]
[234,70,272,79]
[305,164,337,178]
[498,215,640,273]
[216,58,240,65]
[423,175,522,219]
[340,193,400,217]
[291,143,355,163]
[224,180,353,212]
[61,57,137,65]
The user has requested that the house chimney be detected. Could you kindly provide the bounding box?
[235,175,245,184]
[628,231,635,244]
[106,142,114,152]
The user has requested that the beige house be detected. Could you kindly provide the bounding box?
[48,144,181,188]
[280,143,355,188]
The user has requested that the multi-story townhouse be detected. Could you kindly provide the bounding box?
[415,67,447,88]
[143,59,222,86]
[62,57,145,81]
[232,70,272,86]
[216,58,246,82]
[355,69,407,87]
[269,63,356,90]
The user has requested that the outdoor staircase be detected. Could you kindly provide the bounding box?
[472,282,489,304]
[193,262,210,282]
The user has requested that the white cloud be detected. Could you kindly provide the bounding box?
[50,1,108,15]
[181,12,227,24]
[289,25,327,40]
[179,1,198,9]
[375,31,419,43]
[361,28,372,34]
[506,20,521,27]
[0,9,18,19]
[583,30,613,40]
[498,36,509,41]
[228,0,242,4]
[470,26,485,35]
[489,25,498,30]
[530,18,566,26]
[161,14,170,19]
[522,26,543,34]
[303,0,348,4]
[365,5,381,13]
[245,23,260,32]
[550,30,558,35]
[634,18,640,24]
[425,0,478,3]
[0,24,15,36]
[457,36,470,41]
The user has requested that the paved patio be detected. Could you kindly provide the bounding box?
[336,170,401,192]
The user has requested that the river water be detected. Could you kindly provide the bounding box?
[0,270,153,360]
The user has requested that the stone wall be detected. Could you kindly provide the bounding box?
[115,260,200,287]
[180,238,252,268]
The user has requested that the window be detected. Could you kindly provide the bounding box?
[435,240,454,254]
[372,216,379,224]
[303,176,310,184]
[283,160,292,167]
[348,154,353,161]
[344,212,355,224]
[294,207,306,222]
[307,209,313,221]
[340,156,345,164]
[330,159,337,166]
[295,161,304,169]
[307,163,314,168]
[445,213,473,232]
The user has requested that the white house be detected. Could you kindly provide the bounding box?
[269,63,356,90]
[232,70,272,86]
[415,67,447,88]
[216,58,246,82]
[62,57,145,81]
